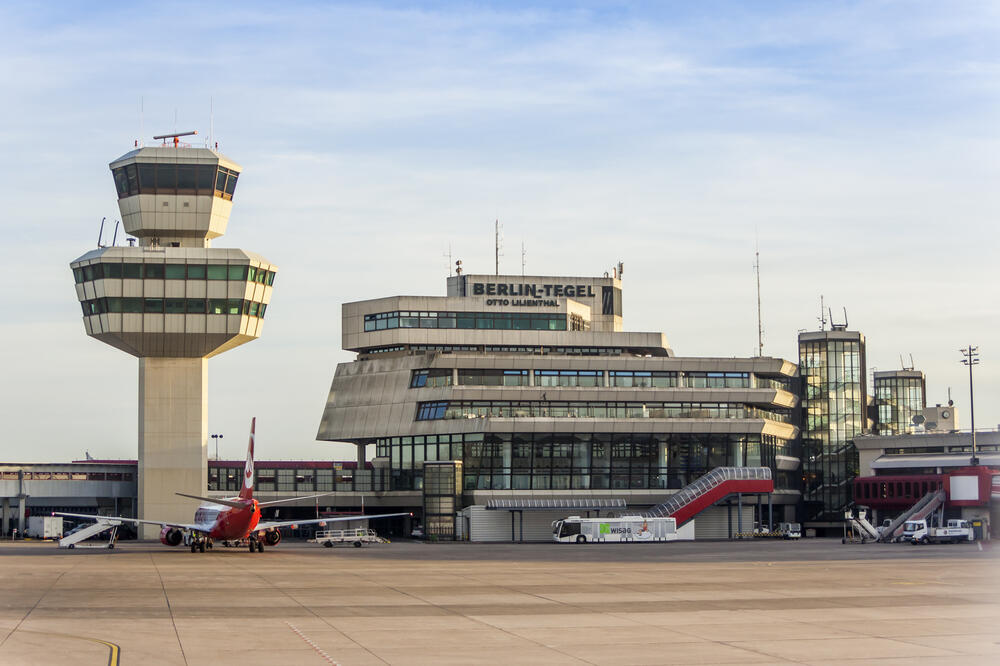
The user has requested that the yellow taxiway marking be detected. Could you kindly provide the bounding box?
[16,629,120,666]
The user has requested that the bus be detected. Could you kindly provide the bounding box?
[552,515,680,543]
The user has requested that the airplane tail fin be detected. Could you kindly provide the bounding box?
[239,417,255,500]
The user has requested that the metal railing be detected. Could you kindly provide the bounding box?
[644,466,772,519]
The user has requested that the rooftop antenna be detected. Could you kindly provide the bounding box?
[443,244,453,277]
[617,261,624,280]
[521,240,526,277]
[111,220,120,247]
[910,353,915,370]
[899,354,905,370]
[97,216,106,248]
[818,295,827,331]
[754,236,763,357]
[494,219,503,275]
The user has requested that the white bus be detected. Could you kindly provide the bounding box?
[552,515,680,543]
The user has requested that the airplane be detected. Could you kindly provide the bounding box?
[57,418,410,553]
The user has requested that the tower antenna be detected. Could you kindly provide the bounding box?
[818,295,826,331]
[754,235,763,357]
[494,219,503,275]
[521,240,526,277]
[443,243,453,277]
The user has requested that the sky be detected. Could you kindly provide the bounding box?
[1,1,997,462]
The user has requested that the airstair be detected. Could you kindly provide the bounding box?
[843,508,880,542]
[644,467,774,526]
[58,520,121,549]
[878,489,946,542]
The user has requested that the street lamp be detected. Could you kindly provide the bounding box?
[959,346,979,466]
[211,433,224,461]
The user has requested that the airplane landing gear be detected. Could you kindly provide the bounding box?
[248,537,257,553]
[257,540,264,553]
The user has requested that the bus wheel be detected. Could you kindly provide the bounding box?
[353,541,362,548]
[323,541,333,548]
[576,535,586,544]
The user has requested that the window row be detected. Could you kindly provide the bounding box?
[0,471,133,481]
[363,344,629,356]
[80,297,268,317]
[415,400,792,422]
[408,368,759,389]
[363,310,568,332]
[375,431,792,491]
[73,262,276,285]
[113,163,239,200]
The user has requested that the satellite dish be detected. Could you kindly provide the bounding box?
[941,410,951,420]
[912,414,925,425]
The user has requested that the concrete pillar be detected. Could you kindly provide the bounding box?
[138,358,208,539]
[356,442,366,467]
[2,497,9,535]
[17,495,26,536]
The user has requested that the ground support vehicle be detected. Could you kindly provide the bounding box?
[308,528,388,548]
[903,519,974,544]
[552,515,683,543]
[778,522,802,539]
[27,516,63,539]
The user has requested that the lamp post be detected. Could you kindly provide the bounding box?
[211,433,223,461]
[959,346,979,466]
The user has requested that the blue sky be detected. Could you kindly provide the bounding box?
[1,1,998,460]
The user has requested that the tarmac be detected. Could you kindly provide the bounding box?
[1,538,998,665]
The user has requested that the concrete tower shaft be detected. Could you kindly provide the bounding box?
[70,139,275,537]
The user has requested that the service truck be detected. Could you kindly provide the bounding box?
[27,516,63,539]
[778,522,802,539]
[903,518,973,544]
[552,515,679,543]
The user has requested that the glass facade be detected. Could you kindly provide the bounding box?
[364,310,567,332]
[799,334,867,522]
[79,297,268,318]
[376,432,794,492]
[414,400,792,423]
[73,262,276,285]
[874,373,925,436]
[407,368,761,389]
[112,163,238,201]
[423,461,462,540]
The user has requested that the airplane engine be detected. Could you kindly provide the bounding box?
[160,527,184,546]
[263,530,282,546]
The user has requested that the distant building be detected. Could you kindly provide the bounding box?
[798,327,868,527]
[873,370,926,436]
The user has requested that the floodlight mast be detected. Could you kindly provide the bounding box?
[959,345,980,465]
[152,130,198,146]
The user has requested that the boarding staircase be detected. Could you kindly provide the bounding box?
[879,489,946,542]
[58,520,121,549]
[843,508,880,541]
[644,467,774,526]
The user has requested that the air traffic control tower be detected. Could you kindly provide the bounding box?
[70,132,277,537]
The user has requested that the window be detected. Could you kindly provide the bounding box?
[410,369,453,388]
[228,265,247,280]
[187,264,206,279]
[206,265,227,280]
[164,264,186,279]
[123,264,142,279]
[143,264,164,279]
[415,402,449,420]
[164,298,186,314]
[535,370,601,387]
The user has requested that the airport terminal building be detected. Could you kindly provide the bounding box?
[317,272,802,539]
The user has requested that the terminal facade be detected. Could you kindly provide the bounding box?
[317,272,802,539]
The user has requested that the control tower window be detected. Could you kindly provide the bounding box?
[112,164,229,198]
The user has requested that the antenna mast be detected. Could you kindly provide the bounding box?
[494,219,503,275]
[754,238,763,356]
[818,295,827,331]
[521,240,526,277]
[443,244,453,277]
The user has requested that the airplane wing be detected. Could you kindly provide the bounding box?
[55,511,202,532]
[256,512,412,531]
